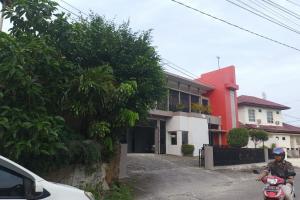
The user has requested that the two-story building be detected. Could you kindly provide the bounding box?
[127,66,239,156]
[238,95,300,150]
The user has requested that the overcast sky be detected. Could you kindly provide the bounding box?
[3,0,300,125]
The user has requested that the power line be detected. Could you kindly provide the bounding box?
[58,4,81,18]
[261,0,300,20]
[225,0,300,35]
[169,0,300,52]
[57,0,89,16]
[162,58,198,78]
[286,0,300,8]
[162,62,197,79]
[246,0,300,28]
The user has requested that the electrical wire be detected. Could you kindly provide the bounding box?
[58,0,89,16]
[261,0,300,20]
[169,0,300,52]
[286,0,300,8]
[58,4,81,18]
[162,58,198,78]
[246,0,300,28]
[162,62,198,79]
[225,0,300,34]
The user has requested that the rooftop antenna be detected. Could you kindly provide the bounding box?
[216,56,220,69]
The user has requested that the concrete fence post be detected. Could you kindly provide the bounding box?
[119,143,128,179]
[264,147,269,162]
[204,146,214,170]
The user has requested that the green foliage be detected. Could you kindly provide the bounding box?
[0,0,165,171]
[249,129,269,148]
[181,144,195,156]
[104,183,133,200]
[227,128,249,148]
[271,143,276,149]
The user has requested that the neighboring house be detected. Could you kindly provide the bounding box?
[127,66,239,156]
[238,95,300,149]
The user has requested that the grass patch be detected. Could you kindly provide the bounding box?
[104,183,133,200]
[84,182,133,200]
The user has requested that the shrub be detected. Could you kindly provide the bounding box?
[181,144,195,156]
[227,128,249,148]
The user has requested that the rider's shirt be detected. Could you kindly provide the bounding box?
[264,160,295,179]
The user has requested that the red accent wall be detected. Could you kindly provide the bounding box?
[198,66,239,145]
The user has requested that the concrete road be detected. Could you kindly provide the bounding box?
[125,154,300,200]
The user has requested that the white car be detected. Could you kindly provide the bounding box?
[0,155,95,200]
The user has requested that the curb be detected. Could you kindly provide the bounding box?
[212,162,267,171]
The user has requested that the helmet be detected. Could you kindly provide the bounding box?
[273,147,285,160]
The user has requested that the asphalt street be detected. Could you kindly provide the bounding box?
[126,154,300,200]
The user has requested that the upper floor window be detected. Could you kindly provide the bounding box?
[248,109,255,122]
[267,111,274,123]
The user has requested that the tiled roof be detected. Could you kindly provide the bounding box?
[240,122,300,134]
[237,95,290,110]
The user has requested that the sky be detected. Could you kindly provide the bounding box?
[2,0,300,125]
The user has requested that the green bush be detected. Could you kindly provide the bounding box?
[181,144,195,156]
[227,128,249,148]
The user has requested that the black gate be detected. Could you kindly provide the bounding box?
[213,147,265,166]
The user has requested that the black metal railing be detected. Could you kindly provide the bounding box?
[213,147,265,166]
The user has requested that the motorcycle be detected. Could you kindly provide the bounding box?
[261,175,295,200]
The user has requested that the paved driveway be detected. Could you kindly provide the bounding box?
[125,154,265,200]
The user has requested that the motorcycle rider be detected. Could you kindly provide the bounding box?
[256,147,296,200]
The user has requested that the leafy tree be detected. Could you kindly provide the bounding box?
[227,128,249,148]
[0,0,166,170]
[249,129,269,148]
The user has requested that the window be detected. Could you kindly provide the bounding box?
[248,109,255,122]
[258,109,262,112]
[267,111,274,123]
[276,136,279,140]
[182,131,188,145]
[169,132,177,145]
[202,99,209,106]
[180,92,189,112]
[169,89,179,112]
[276,111,280,114]
[0,166,25,198]
[282,137,286,140]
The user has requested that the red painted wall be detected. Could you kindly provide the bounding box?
[198,66,239,145]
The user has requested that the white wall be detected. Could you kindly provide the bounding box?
[247,132,291,149]
[238,106,283,126]
[166,115,209,156]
